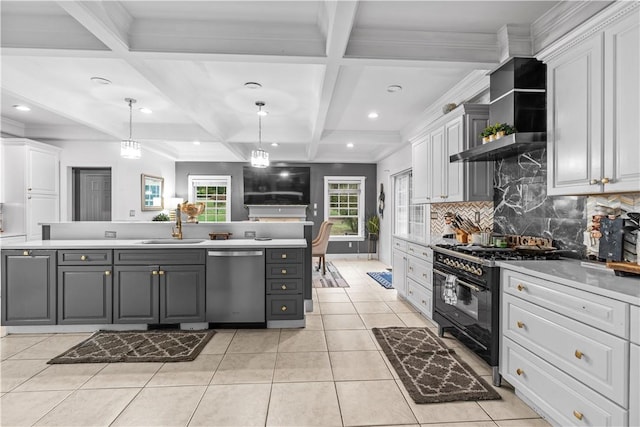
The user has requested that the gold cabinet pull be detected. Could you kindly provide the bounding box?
[158,270,165,275]
[152,271,158,275]
[516,321,525,329]
[80,255,87,261]
[23,250,30,256]
[517,284,525,291]
[104,271,111,276]
[421,300,426,305]
[575,350,583,359]
[422,252,428,257]
[281,305,288,312]
[601,177,610,184]
[409,248,414,252]
[281,269,287,275]
[408,290,413,295]
[516,368,524,376]
[422,273,428,278]
[573,410,583,420]
[281,284,287,290]
[589,179,599,185]
[281,254,287,259]
[408,266,414,271]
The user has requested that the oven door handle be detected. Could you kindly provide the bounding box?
[433,269,481,292]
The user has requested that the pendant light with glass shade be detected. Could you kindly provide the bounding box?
[121,97,142,159]
[250,101,269,168]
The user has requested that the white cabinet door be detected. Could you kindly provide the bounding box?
[603,12,640,193]
[631,344,639,427]
[411,136,431,204]
[26,194,59,240]
[444,116,464,202]
[392,248,407,297]
[27,146,59,195]
[547,34,604,196]
[430,128,445,202]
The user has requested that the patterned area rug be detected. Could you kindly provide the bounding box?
[372,327,500,404]
[312,261,349,288]
[367,271,393,289]
[48,330,216,364]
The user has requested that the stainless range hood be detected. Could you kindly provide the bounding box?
[450,132,546,162]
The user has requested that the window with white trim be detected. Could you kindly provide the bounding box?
[187,175,231,222]
[394,170,426,238]
[324,176,366,241]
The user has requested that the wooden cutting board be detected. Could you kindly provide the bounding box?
[606,261,640,276]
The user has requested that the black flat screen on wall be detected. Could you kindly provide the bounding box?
[243,166,311,205]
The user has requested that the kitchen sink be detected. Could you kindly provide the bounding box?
[140,239,206,244]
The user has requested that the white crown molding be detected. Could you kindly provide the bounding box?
[0,118,26,137]
[401,69,490,143]
[497,24,532,63]
[535,1,637,62]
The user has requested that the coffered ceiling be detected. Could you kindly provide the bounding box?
[1,1,602,163]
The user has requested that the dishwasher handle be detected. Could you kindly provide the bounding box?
[208,250,263,257]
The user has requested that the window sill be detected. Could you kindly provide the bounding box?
[330,236,365,242]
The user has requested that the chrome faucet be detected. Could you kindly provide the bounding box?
[171,204,183,240]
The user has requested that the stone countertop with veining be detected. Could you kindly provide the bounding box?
[0,238,307,250]
[498,259,640,306]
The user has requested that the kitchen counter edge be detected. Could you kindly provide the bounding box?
[0,239,307,250]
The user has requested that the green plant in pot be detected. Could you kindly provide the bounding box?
[366,214,380,240]
[152,213,170,221]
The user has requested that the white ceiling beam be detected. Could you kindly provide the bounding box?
[306,0,359,161]
[1,47,117,58]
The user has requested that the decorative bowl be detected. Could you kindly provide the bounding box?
[180,202,205,223]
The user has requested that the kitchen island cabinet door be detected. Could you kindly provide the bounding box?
[2,249,56,325]
[113,265,159,324]
[392,248,407,297]
[57,266,112,324]
[159,265,205,323]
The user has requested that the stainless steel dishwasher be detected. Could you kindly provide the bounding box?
[206,249,265,326]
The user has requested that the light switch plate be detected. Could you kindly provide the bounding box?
[129,210,135,217]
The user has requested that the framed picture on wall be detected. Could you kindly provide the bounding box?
[141,174,164,211]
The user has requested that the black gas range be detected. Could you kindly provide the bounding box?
[431,243,560,387]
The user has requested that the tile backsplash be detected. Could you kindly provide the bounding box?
[430,201,494,235]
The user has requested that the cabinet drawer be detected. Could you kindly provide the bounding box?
[631,305,640,345]
[503,294,628,405]
[407,278,432,318]
[406,243,432,262]
[266,263,303,279]
[266,278,302,294]
[266,248,303,263]
[114,249,205,265]
[503,270,628,338]
[393,238,407,252]
[267,295,303,320]
[502,338,627,427]
[58,250,113,265]
[407,256,432,289]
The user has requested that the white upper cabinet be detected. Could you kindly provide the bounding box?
[411,134,432,204]
[28,146,59,195]
[543,5,639,195]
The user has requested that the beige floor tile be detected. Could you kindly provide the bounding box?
[9,334,91,360]
[315,287,348,294]
[325,330,377,351]
[386,300,419,313]
[454,346,493,376]
[397,311,432,327]
[226,330,280,353]
[35,387,139,426]
[200,331,235,354]
[317,293,351,303]
[303,314,324,330]
[422,422,498,427]
[267,381,342,426]
[336,379,417,426]
[278,330,327,352]
[376,291,402,301]
[189,383,271,426]
[1,335,50,360]
[318,302,357,314]
[477,384,540,420]
[274,351,333,382]
[0,390,71,426]
[81,362,161,389]
[346,291,384,302]
[1,359,49,392]
[330,350,393,381]
[211,352,276,384]
[322,314,366,330]
[146,354,223,387]
[111,385,206,426]
[353,301,394,314]
[495,419,550,427]
[14,363,105,392]
[360,313,406,328]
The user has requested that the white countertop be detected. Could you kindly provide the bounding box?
[498,259,640,306]
[0,238,307,250]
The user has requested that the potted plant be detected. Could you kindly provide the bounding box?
[480,127,493,144]
[152,213,170,221]
[493,123,506,139]
[366,214,380,240]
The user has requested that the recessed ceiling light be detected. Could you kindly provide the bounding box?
[244,82,262,89]
[368,112,379,119]
[193,141,201,145]
[139,107,152,114]
[13,104,31,112]
[346,142,354,148]
[90,76,112,85]
[271,142,279,147]
[387,84,403,93]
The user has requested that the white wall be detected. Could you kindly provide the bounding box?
[376,144,412,266]
[49,141,176,221]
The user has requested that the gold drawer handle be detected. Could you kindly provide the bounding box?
[281,269,287,275]
[158,270,165,275]
[281,254,287,259]
[104,271,111,276]
[409,266,414,271]
[152,271,158,275]
[573,410,583,421]
[422,273,428,278]
[23,251,30,256]
[80,255,87,261]
[281,284,287,290]
[575,350,583,359]
[517,321,525,329]
[516,368,524,376]
[281,305,288,312]
[422,252,428,256]
[517,284,525,291]
[421,300,426,304]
